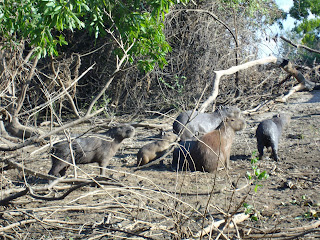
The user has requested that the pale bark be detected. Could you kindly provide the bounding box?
[199,56,278,112]
[194,213,249,238]
[200,55,317,112]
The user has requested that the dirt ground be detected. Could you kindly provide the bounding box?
[1,90,320,239]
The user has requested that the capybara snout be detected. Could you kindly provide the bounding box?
[48,124,135,177]
[227,117,246,131]
[108,125,135,139]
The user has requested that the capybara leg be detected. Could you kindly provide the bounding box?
[257,144,264,160]
[226,157,230,170]
[137,156,149,166]
[48,164,66,177]
[59,167,67,177]
[271,146,279,161]
[99,162,108,176]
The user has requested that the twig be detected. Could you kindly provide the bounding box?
[242,220,320,238]
[3,158,56,180]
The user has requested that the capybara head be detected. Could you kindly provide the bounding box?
[223,117,246,132]
[273,113,291,127]
[219,106,242,118]
[161,131,178,142]
[106,124,135,140]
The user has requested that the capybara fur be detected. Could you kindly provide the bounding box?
[173,106,241,141]
[256,113,291,161]
[173,117,246,172]
[49,125,135,177]
[137,132,177,166]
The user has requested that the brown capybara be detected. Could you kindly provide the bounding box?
[256,113,291,161]
[173,117,246,172]
[137,132,177,166]
[49,125,135,177]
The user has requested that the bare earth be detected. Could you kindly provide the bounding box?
[1,90,320,239]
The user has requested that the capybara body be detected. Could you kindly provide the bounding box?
[137,132,177,166]
[172,117,246,172]
[48,125,135,177]
[172,140,197,171]
[256,113,291,161]
[173,106,241,141]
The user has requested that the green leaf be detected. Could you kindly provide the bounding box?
[46,2,55,7]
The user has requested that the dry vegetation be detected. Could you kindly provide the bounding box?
[1,90,320,239]
[1,1,320,239]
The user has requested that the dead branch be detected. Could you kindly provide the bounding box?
[0,188,29,206]
[276,59,316,102]
[2,56,41,139]
[51,58,80,118]
[194,213,249,238]
[242,100,274,115]
[280,36,320,54]
[199,56,279,112]
[131,122,171,130]
[2,157,57,180]
[28,182,92,201]
[0,106,105,151]
[0,177,124,205]
[200,55,318,111]
[0,219,38,232]
[15,57,39,115]
[279,59,315,90]
[244,220,320,239]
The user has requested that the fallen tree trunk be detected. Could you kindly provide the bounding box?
[199,56,317,112]
[199,56,279,112]
[276,59,316,102]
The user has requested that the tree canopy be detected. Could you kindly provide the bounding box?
[289,0,320,49]
[0,0,190,71]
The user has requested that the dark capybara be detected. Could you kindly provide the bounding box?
[172,140,197,171]
[173,106,241,141]
[48,125,135,177]
[172,117,246,172]
[256,113,291,161]
[137,132,177,166]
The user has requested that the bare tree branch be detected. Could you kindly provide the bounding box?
[280,36,320,54]
[200,56,278,112]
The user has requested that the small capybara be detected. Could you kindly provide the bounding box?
[48,125,135,177]
[173,106,241,140]
[172,117,246,172]
[256,113,291,161]
[137,132,177,166]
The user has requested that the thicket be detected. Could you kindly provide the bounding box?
[0,0,293,124]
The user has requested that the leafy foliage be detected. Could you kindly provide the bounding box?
[289,0,320,49]
[0,0,188,71]
[246,151,268,193]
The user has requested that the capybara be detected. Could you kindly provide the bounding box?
[256,113,291,161]
[173,106,241,141]
[172,140,197,171]
[172,117,246,172]
[137,132,177,166]
[48,125,135,177]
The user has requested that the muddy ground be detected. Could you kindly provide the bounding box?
[1,90,320,239]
